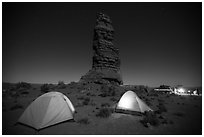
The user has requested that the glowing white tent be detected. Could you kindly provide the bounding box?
[116,91,152,113]
[18,92,75,130]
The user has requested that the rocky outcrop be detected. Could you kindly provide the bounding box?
[80,12,122,85]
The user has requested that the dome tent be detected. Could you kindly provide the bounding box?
[116,91,152,114]
[18,92,75,130]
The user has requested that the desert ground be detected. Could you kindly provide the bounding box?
[2,82,202,135]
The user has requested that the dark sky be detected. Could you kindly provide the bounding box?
[3,2,202,87]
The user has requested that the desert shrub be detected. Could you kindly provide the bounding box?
[10,91,20,98]
[109,86,117,96]
[33,87,37,90]
[101,103,110,108]
[169,120,174,124]
[145,100,152,106]
[158,115,174,125]
[82,97,90,105]
[161,119,168,124]
[86,92,96,96]
[110,97,118,102]
[147,90,159,97]
[77,117,90,124]
[57,81,66,89]
[15,82,31,90]
[21,91,29,95]
[158,115,165,119]
[173,112,185,117]
[156,103,167,114]
[165,94,170,98]
[86,92,91,96]
[150,97,155,100]
[90,100,96,106]
[75,102,83,107]
[68,81,80,89]
[139,86,149,93]
[77,96,91,105]
[96,108,114,118]
[158,99,164,102]
[77,96,85,100]
[41,84,50,93]
[140,111,160,127]
[10,104,23,110]
[98,94,106,97]
[100,84,117,97]
[90,93,96,96]
[100,84,109,97]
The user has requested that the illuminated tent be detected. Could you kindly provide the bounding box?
[18,92,75,130]
[116,91,152,113]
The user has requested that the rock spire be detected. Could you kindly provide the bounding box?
[80,12,122,85]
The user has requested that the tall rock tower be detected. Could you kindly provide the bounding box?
[80,13,122,85]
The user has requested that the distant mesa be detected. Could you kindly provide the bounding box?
[80,12,123,85]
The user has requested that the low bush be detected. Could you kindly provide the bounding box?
[21,91,29,95]
[147,90,159,97]
[90,100,96,106]
[15,82,31,90]
[82,97,90,105]
[75,102,83,107]
[150,97,155,100]
[86,92,96,96]
[101,103,110,108]
[158,99,165,103]
[68,81,81,90]
[77,96,85,100]
[155,103,167,114]
[140,111,160,127]
[10,104,23,110]
[40,84,50,93]
[77,117,90,124]
[166,94,170,98]
[57,81,66,89]
[96,108,114,118]
[110,97,118,102]
[10,91,19,98]
[86,92,91,96]
[145,100,152,106]
[100,84,117,97]
[77,96,90,105]
[173,112,185,117]
[169,120,174,124]
[161,119,174,125]
[158,115,174,125]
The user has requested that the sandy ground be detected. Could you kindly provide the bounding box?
[2,83,202,135]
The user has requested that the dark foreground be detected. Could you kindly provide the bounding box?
[2,83,202,135]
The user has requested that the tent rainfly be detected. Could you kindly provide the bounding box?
[18,91,75,130]
[116,90,152,113]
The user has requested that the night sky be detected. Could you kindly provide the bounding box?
[3,2,202,87]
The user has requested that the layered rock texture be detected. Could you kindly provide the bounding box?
[80,13,122,85]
